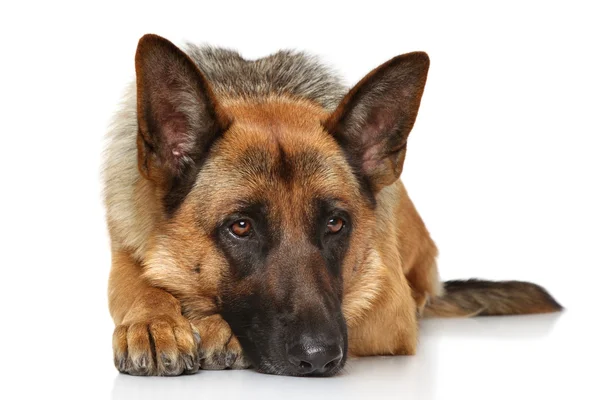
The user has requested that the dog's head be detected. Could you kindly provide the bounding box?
[136,35,428,376]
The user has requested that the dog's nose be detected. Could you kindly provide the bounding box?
[287,339,343,375]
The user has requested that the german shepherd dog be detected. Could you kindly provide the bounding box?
[104,34,562,377]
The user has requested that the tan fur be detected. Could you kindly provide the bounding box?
[109,250,201,375]
[193,314,249,369]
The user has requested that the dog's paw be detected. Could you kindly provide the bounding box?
[113,315,201,376]
[193,315,251,370]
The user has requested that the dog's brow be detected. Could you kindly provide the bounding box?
[236,145,330,180]
[237,147,274,176]
[291,150,329,176]
[212,199,269,221]
[317,197,351,212]
[229,201,268,217]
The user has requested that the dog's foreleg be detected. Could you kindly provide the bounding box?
[109,249,201,376]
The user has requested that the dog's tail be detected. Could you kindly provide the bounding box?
[422,279,563,318]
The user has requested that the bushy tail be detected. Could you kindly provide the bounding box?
[423,279,563,318]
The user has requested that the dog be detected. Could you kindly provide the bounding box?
[104,34,562,377]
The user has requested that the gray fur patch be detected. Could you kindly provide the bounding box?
[184,44,347,111]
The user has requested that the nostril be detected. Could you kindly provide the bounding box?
[288,354,314,370]
[324,359,338,370]
[323,350,343,371]
[299,361,313,370]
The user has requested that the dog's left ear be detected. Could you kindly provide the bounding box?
[324,52,429,192]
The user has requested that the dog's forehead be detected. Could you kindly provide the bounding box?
[215,97,353,182]
[191,98,361,219]
[220,96,330,132]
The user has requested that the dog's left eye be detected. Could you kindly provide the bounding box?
[326,217,345,234]
[230,219,252,237]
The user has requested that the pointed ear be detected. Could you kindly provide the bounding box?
[323,52,429,192]
[135,34,230,178]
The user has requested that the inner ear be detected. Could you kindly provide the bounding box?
[324,52,430,192]
[135,34,230,177]
[134,34,230,215]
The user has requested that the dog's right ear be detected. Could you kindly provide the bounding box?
[135,34,229,179]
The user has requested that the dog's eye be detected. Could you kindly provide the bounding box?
[230,219,252,237]
[326,217,345,234]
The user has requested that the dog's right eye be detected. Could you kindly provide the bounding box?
[230,219,252,237]
[326,217,345,234]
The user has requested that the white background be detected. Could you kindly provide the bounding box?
[1,1,598,399]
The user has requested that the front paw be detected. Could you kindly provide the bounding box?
[193,315,251,370]
[113,315,201,376]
